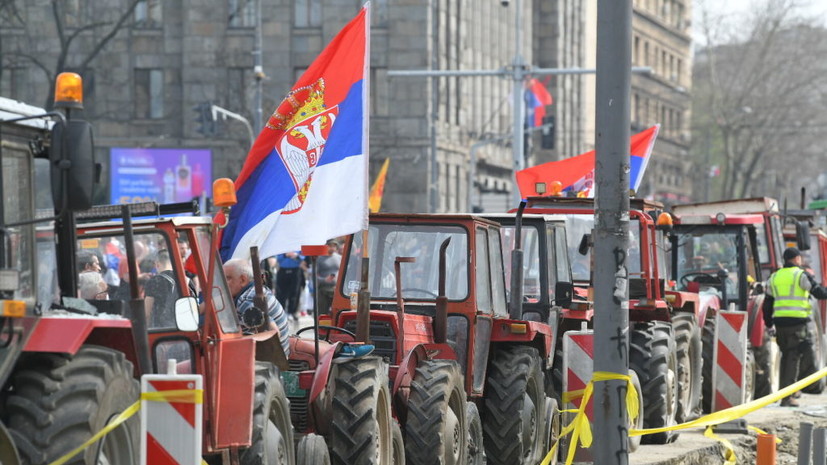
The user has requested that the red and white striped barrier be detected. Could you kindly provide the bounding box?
[562,329,594,461]
[712,310,748,411]
[140,368,203,465]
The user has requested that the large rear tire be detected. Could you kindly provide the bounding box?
[753,330,774,398]
[701,314,716,413]
[483,346,545,465]
[630,321,679,444]
[673,312,701,422]
[241,362,295,465]
[329,356,392,465]
[4,345,139,465]
[405,359,467,465]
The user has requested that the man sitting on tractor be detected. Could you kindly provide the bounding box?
[224,258,291,357]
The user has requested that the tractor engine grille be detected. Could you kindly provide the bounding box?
[343,319,397,364]
[287,360,310,432]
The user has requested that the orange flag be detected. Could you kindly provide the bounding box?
[368,158,390,213]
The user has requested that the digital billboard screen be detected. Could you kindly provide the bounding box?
[110,148,212,205]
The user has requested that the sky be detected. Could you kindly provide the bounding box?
[693,0,827,45]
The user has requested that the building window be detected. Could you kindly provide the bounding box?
[135,0,162,28]
[294,0,321,28]
[643,42,649,66]
[135,69,164,119]
[370,67,388,116]
[228,67,252,114]
[1,67,29,103]
[229,0,255,28]
[62,0,82,27]
[372,0,389,28]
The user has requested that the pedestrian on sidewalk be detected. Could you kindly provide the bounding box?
[316,239,342,316]
[762,247,827,406]
[276,251,307,319]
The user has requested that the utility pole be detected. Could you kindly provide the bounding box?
[388,1,650,212]
[592,0,632,463]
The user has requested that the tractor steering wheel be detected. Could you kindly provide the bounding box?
[296,324,356,342]
[679,272,721,289]
[391,288,439,298]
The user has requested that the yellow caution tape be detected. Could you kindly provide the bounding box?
[704,426,737,465]
[543,366,827,465]
[48,389,204,465]
[541,371,639,465]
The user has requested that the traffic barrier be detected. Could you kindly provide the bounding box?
[561,329,594,463]
[713,310,748,411]
[141,371,203,465]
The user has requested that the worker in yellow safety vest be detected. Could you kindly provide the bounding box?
[762,247,827,406]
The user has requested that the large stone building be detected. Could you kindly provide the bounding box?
[0,0,692,211]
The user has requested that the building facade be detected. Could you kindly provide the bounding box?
[0,0,692,212]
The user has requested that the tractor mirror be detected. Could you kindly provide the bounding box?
[796,220,811,251]
[174,296,200,332]
[50,119,97,212]
[554,281,573,308]
[578,233,591,256]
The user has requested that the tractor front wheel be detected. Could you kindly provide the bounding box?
[241,362,295,465]
[483,346,545,465]
[630,321,679,444]
[673,312,701,421]
[405,359,467,465]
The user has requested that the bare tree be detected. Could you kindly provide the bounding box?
[0,0,141,108]
[692,0,827,202]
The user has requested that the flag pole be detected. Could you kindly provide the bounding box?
[355,2,372,344]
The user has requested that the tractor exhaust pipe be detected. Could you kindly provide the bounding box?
[394,256,416,351]
[434,238,451,344]
[509,201,527,321]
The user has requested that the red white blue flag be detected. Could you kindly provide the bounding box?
[516,125,660,198]
[525,78,553,127]
[220,6,370,260]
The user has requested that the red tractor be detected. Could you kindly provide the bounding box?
[670,197,801,401]
[325,213,559,465]
[514,196,718,443]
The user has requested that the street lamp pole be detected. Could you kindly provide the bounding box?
[510,0,527,205]
[253,0,263,133]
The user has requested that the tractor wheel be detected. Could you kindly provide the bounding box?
[550,347,564,404]
[405,359,467,465]
[391,420,405,465]
[466,402,485,465]
[701,314,716,413]
[483,346,545,465]
[673,313,701,422]
[329,356,392,465]
[630,321,679,444]
[744,349,756,403]
[540,397,560,465]
[628,370,644,453]
[803,318,827,394]
[241,362,295,465]
[297,434,330,465]
[753,330,774,399]
[4,345,139,465]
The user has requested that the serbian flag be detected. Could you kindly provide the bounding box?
[516,124,660,198]
[368,157,390,213]
[219,6,370,260]
[525,78,553,127]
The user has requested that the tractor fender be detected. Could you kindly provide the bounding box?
[489,319,554,368]
[666,290,700,319]
[696,292,721,326]
[747,295,767,348]
[307,340,343,407]
[24,317,140,375]
[392,343,456,401]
